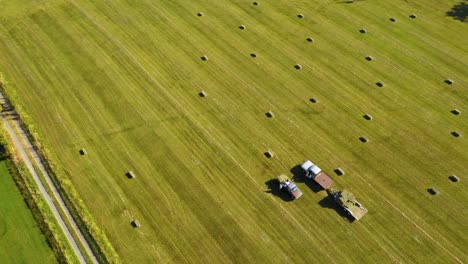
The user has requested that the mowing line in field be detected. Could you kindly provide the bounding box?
[170,1,466,260]
[66,2,340,261]
[103,2,366,260]
[356,173,463,263]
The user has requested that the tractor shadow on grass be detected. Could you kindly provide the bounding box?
[447,1,468,22]
[264,179,294,202]
[318,195,355,223]
[290,165,323,193]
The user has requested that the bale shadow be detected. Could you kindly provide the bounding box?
[427,187,439,195]
[264,179,294,202]
[318,195,354,222]
[290,165,322,193]
[448,175,459,182]
[447,1,468,22]
[334,168,344,176]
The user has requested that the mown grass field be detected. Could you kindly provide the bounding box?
[0,0,467,263]
[0,159,55,263]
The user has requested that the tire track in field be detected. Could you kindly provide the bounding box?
[40,4,260,262]
[356,173,463,263]
[90,1,342,260]
[132,0,384,175]
[41,1,468,262]
[157,0,400,152]
[66,1,336,262]
[149,2,466,262]
[136,0,338,152]
[72,2,400,262]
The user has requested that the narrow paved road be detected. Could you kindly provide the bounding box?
[0,92,98,264]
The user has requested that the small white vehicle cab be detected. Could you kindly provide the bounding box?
[301,160,322,179]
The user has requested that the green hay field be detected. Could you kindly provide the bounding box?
[0,160,55,263]
[0,0,467,263]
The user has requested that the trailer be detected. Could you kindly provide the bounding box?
[300,160,334,190]
[328,188,368,220]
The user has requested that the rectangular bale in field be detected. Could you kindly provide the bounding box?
[428,187,439,195]
[131,220,140,228]
[126,171,136,179]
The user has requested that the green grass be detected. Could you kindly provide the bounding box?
[0,0,467,263]
[0,159,56,263]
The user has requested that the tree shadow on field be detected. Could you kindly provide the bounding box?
[0,145,7,161]
[290,164,323,193]
[318,195,355,223]
[447,1,468,22]
[264,179,294,202]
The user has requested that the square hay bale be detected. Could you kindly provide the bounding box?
[445,79,454,85]
[389,18,397,22]
[265,111,274,118]
[451,109,461,115]
[126,171,136,179]
[264,151,274,158]
[197,12,204,17]
[451,131,461,137]
[359,28,367,34]
[297,14,304,18]
[409,14,417,19]
[363,114,373,120]
[131,220,141,228]
[253,1,259,5]
[250,53,257,58]
[306,37,314,42]
[448,175,459,182]
[294,64,302,70]
[239,25,246,30]
[198,91,207,97]
[79,149,87,156]
[359,136,368,143]
[365,56,373,61]
[309,98,318,103]
[334,168,345,176]
[427,187,439,195]
[201,55,208,61]
[376,82,384,87]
